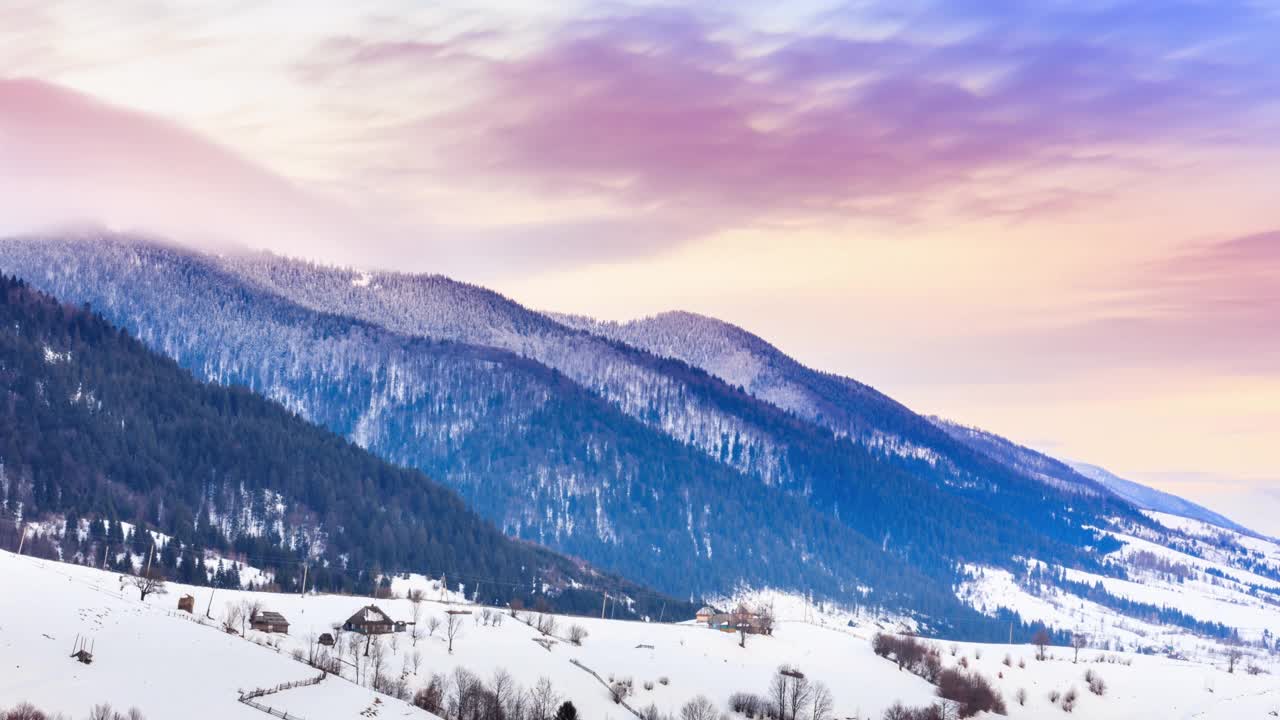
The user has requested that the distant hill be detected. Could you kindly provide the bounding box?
[1067,461,1253,535]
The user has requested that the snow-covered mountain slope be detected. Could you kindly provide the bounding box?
[5,550,1278,720]
[957,511,1280,662]
[1068,462,1253,535]
[2,234,1148,632]
[556,310,1245,536]
[928,419,1106,495]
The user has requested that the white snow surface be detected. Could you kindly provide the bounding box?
[5,551,1280,719]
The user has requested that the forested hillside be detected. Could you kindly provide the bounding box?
[0,272,680,617]
[2,235,1148,638]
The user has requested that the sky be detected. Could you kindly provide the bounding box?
[2,1,1278,531]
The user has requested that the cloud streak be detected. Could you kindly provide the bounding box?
[312,2,1280,240]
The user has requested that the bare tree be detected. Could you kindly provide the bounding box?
[1226,644,1244,674]
[411,649,423,675]
[1033,628,1051,661]
[446,612,464,654]
[128,568,167,601]
[530,676,560,720]
[567,624,588,646]
[241,599,262,636]
[346,633,364,684]
[427,615,442,637]
[492,668,516,714]
[407,590,425,647]
[369,637,387,690]
[680,695,718,720]
[1071,631,1088,664]
[223,602,244,634]
[810,682,834,720]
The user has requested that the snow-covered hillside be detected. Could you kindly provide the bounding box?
[4,550,1279,720]
[958,512,1280,665]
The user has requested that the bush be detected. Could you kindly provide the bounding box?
[935,669,1006,718]
[567,624,588,646]
[882,702,944,720]
[1002,654,1012,667]
[729,692,768,718]
[1061,687,1078,713]
[1086,671,1106,696]
[1048,690,1061,703]
[1015,688,1027,706]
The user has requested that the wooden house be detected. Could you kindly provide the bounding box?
[177,595,195,613]
[249,610,290,634]
[343,605,397,635]
[695,606,715,623]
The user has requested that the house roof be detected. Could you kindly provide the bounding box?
[346,605,393,625]
[696,606,715,615]
[253,611,288,625]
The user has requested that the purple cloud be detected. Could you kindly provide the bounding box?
[304,3,1279,235]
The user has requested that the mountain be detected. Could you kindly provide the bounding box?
[565,311,1247,531]
[927,419,1107,495]
[0,271,678,618]
[1,234,1147,637]
[1067,461,1252,535]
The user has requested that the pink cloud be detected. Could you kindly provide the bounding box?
[0,76,376,260]
[319,7,1273,228]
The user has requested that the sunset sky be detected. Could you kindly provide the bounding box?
[2,1,1278,530]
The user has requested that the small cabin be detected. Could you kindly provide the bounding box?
[695,606,715,624]
[177,595,195,613]
[343,605,397,635]
[249,610,290,634]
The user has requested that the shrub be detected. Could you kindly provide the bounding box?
[935,669,1006,718]
[1086,672,1106,696]
[1061,687,1078,713]
[567,624,588,646]
[882,702,944,720]
[1048,690,1062,703]
[1002,653,1012,667]
[659,676,670,686]
[1015,688,1027,706]
[729,692,763,717]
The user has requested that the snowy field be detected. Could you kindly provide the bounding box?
[2,549,1279,719]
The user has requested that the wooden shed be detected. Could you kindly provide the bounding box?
[177,595,195,613]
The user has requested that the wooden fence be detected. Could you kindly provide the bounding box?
[237,671,326,719]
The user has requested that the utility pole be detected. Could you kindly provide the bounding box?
[15,523,26,555]
[658,601,666,624]
[1009,621,1014,646]
[144,542,155,576]
[300,564,308,597]
[102,543,109,569]
[601,593,608,619]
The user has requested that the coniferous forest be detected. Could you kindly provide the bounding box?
[0,273,686,618]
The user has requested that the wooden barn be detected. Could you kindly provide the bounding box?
[343,605,397,635]
[249,610,290,634]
